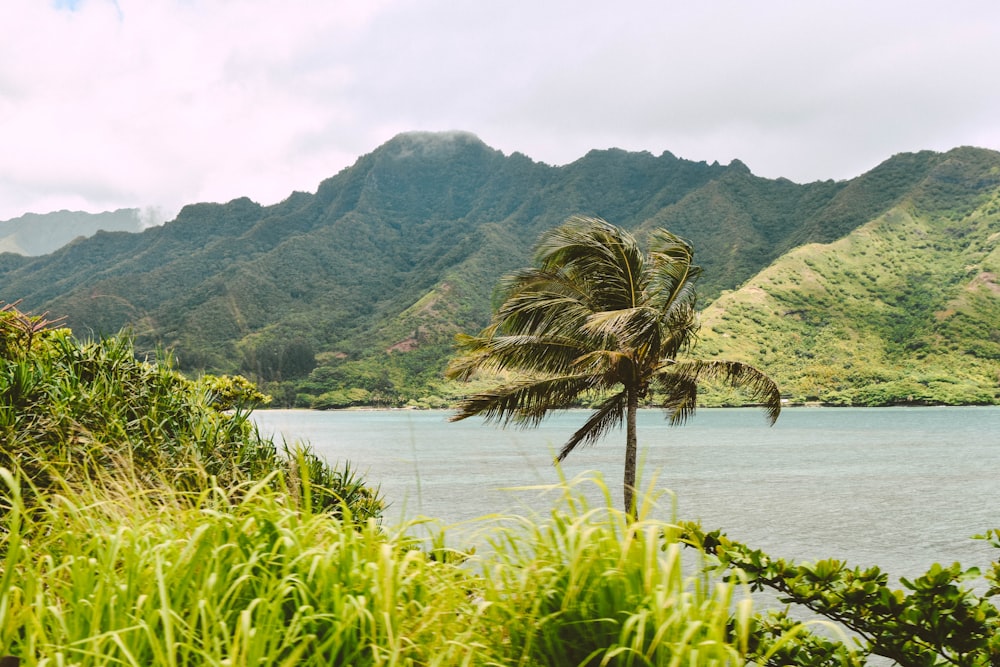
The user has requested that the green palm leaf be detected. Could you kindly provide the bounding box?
[450,375,595,426]
[557,391,627,462]
[656,359,782,425]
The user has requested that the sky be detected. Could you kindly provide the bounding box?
[2,0,1000,223]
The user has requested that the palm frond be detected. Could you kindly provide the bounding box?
[580,306,661,349]
[534,216,624,268]
[449,375,595,426]
[646,229,702,315]
[656,359,782,424]
[652,373,700,426]
[570,349,631,382]
[447,333,591,380]
[534,216,649,312]
[497,290,594,339]
[445,344,497,382]
[658,279,700,319]
[647,228,697,273]
[557,391,627,461]
[498,267,590,303]
[658,301,700,358]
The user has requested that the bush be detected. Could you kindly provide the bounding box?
[682,522,1000,666]
[0,302,381,521]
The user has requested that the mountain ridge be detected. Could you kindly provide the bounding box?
[2,133,997,406]
[0,208,153,256]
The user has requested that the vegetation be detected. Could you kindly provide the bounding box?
[698,159,1000,406]
[0,303,770,664]
[0,299,772,665]
[447,217,781,515]
[681,522,1000,666]
[0,301,383,521]
[3,300,1000,665]
[8,459,825,667]
[6,135,997,407]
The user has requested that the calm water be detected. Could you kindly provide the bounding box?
[252,406,1000,581]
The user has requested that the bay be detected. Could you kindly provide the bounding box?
[252,406,1000,581]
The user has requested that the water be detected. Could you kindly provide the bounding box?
[252,406,1000,581]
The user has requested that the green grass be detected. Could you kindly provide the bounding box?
[0,470,457,666]
[0,470,791,666]
[473,479,758,666]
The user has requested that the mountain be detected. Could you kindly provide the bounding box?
[0,208,151,256]
[1,132,997,406]
[697,146,1000,405]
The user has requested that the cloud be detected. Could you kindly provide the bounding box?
[1,0,391,219]
[1,0,999,221]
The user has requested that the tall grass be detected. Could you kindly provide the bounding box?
[473,478,755,666]
[0,468,787,666]
[0,469,473,666]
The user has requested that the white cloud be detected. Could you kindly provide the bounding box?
[2,0,999,221]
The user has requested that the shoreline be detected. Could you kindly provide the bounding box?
[252,402,1000,412]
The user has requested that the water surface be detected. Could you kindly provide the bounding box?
[252,406,1000,580]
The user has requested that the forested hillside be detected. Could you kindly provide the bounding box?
[1,132,997,406]
[698,147,1000,405]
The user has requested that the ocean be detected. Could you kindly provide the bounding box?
[252,406,1000,582]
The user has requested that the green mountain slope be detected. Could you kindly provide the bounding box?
[2,133,997,406]
[698,147,1000,405]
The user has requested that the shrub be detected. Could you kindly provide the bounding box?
[682,522,1000,666]
[0,302,381,521]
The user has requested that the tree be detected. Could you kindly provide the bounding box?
[446,216,782,515]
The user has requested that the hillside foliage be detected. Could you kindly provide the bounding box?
[697,149,1000,406]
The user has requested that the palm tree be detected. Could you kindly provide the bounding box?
[446,216,781,516]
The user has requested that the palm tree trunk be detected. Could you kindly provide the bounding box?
[624,386,638,519]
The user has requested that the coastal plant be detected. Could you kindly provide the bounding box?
[0,300,66,358]
[680,522,1000,666]
[447,216,781,515]
[0,469,466,666]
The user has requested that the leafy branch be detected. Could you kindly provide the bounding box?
[679,522,1000,666]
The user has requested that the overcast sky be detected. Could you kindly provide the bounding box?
[2,0,999,223]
